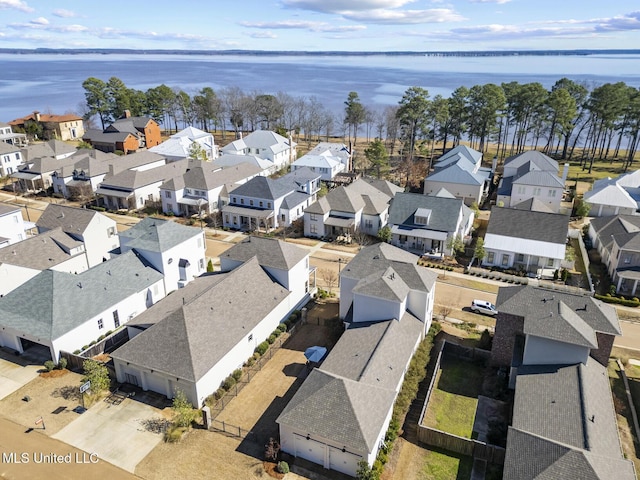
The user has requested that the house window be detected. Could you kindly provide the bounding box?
[98,319,104,330]
[232,197,237,203]
[197,237,202,248]
[549,189,556,197]
[516,253,524,263]
[113,311,120,328]
[267,202,271,208]
[517,186,525,194]
[225,214,229,223]
[250,199,254,206]
[281,214,285,222]
[487,252,495,263]
[399,235,407,244]
[199,258,205,270]
[547,258,554,267]
[164,191,171,198]
[241,198,245,205]
[310,214,317,221]
[365,219,373,228]
[310,224,317,234]
[624,256,632,264]
[533,188,541,196]
[501,254,509,266]
[259,201,263,207]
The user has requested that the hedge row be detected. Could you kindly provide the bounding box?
[595,294,640,307]
[419,262,454,271]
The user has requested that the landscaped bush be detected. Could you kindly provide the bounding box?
[82,345,89,351]
[267,334,276,344]
[272,329,281,338]
[284,319,292,330]
[277,461,290,474]
[88,205,106,212]
[164,425,187,443]
[89,340,96,346]
[255,341,269,356]
[214,387,226,400]
[277,323,287,332]
[245,356,255,367]
[595,294,640,307]
[232,369,243,381]
[222,375,236,391]
[44,360,55,372]
[73,349,81,355]
[97,334,106,341]
[58,357,67,370]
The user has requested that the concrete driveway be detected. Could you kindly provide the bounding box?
[53,394,169,472]
[0,354,41,400]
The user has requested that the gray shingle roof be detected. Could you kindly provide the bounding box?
[512,170,564,188]
[36,204,103,236]
[111,257,289,382]
[504,150,559,174]
[486,207,568,244]
[119,217,202,253]
[426,162,484,186]
[0,204,20,216]
[504,358,635,479]
[0,251,162,340]
[388,192,468,233]
[496,286,622,336]
[523,301,598,348]
[352,266,411,302]
[0,228,85,270]
[221,236,307,270]
[229,175,292,200]
[174,162,262,192]
[99,159,188,190]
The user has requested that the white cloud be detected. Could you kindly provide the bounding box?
[0,0,33,13]
[282,0,417,13]
[342,8,465,24]
[30,16,48,25]
[241,20,366,32]
[249,31,278,39]
[52,9,78,18]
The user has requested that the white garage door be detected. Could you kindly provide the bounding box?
[0,331,17,350]
[329,446,361,476]
[145,372,167,397]
[294,435,325,466]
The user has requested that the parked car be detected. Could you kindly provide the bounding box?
[471,299,498,316]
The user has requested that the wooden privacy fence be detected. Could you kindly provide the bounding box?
[443,342,491,362]
[78,329,129,358]
[417,427,505,464]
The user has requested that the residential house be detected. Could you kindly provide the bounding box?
[9,111,84,141]
[0,251,165,362]
[497,151,568,213]
[213,153,275,175]
[0,121,27,147]
[387,191,474,256]
[307,142,351,170]
[489,285,633,479]
[96,159,189,211]
[84,112,161,154]
[0,141,24,176]
[423,145,492,206]
[149,126,218,162]
[0,204,29,247]
[588,214,640,296]
[0,228,90,297]
[118,217,206,293]
[304,177,403,239]
[36,204,119,268]
[220,235,316,307]
[159,161,263,217]
[221,130,296,172]
[10,140,78,192]
[21,139,76,162]
[584,169,640,217]
[277,243,437,477]
[51,150,166,200]
[111,257,291,406]
[222,167,320,231]
[291,151,346,181]
[483,207,568,276]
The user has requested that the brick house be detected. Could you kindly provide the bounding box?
[9,111,85,141]
[84,111,161,154]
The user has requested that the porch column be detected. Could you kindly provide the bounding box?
[633,280,639,296]
[617,276,623,293]
[525,255,531,271]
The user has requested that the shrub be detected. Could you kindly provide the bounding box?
[164,425,187,443]
[232,369,243,381]
[57,357,68,370]
[82,345,89,351]
[284,319,292,330]
[73,349,81,355]
[214,387,226,400]
[277,461,290,474]
[89,340,96,346]
[97,334,106,342]
[595,294,640,307]
[245,356,255,367]
[255,341,269,356]
[105,330,113,336]
[267,334,276,344]
[44,360,55,372]
[222,376,236,391]
[277,323,287,332]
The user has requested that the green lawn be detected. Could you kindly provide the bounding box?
[420,448,473,480]
[423,355,485,438]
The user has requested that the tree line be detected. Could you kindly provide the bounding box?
[82,76,640,172]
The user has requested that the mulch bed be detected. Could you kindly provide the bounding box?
[39,369,69,378]
[263,461,285,479]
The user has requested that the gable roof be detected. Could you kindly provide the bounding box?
[504,151,559,174]
[162,162,262,192]
[496,286,622,336]
[388,192,468,233]
[0,251,162,340]
[229,175,293,200]
[427,162,485,186]
[99,159,188,190]
[504,358,635,479]
[21,140,76,161]
[36,204,106,236]
[513,170,564,188]
[221,130,294,156]
[220,236,308,271]
[590,215,640,253]
[584,184,638,209]
[486,207,568,244]
[119,217,202,253]
[437,145,482,165]
[10,112,82,125]
[0,228,85,270]
[512,198,556,213]
[111,257,289,382]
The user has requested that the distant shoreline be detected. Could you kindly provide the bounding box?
[1,48,640,57]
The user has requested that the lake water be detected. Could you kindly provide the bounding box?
[1,52,639,124]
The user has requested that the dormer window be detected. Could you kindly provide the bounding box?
[414,208,432,226]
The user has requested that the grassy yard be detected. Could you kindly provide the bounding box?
[436,275,500,294]
[423,354,485,438]
[420,448,473,480]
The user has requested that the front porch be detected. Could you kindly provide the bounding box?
[616,268,640,297]
[222,205,274,232]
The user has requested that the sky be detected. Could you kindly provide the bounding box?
[1,0,640,52]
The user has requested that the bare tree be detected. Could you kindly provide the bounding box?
[319,268,338,294]
[438,304,452,322]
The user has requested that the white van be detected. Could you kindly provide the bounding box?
[471,299,498,316]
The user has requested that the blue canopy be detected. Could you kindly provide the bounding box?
[304,346,327,363]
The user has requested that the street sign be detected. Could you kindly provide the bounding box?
[80,381,91,394]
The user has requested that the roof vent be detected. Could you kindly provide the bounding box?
[77,282,82,289]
